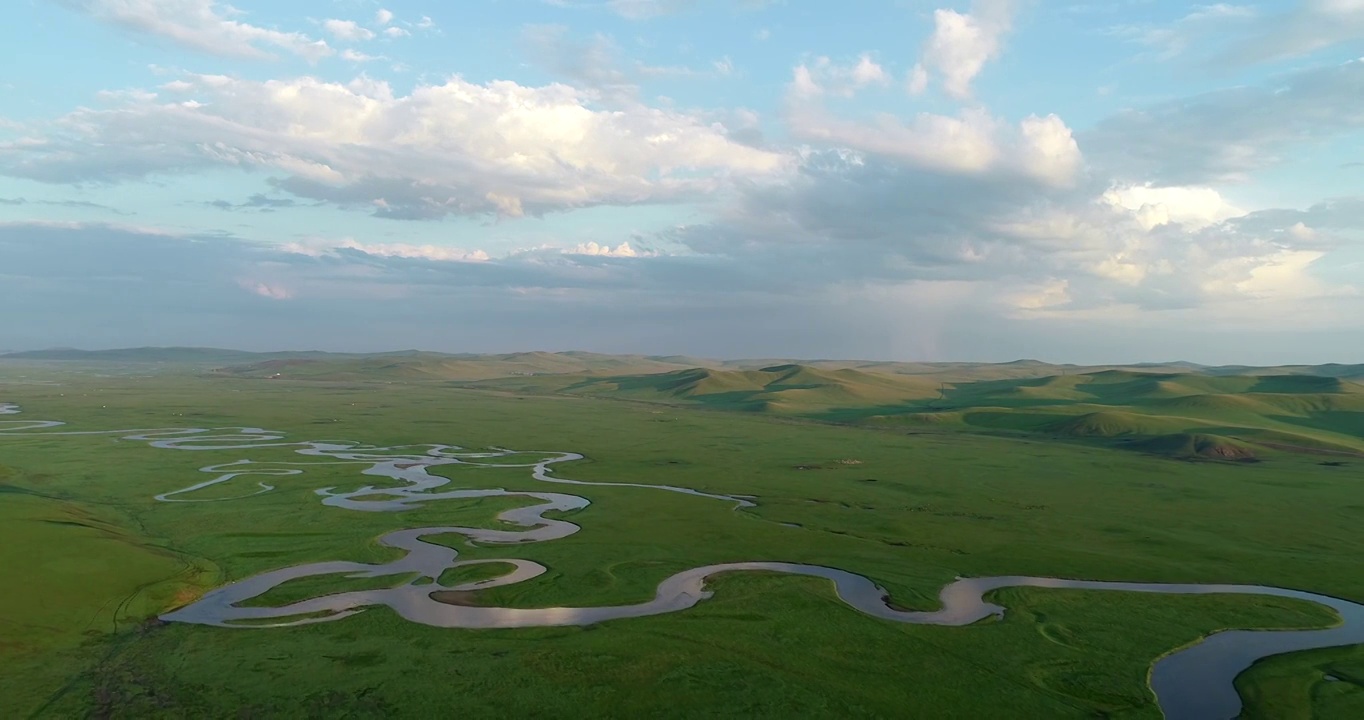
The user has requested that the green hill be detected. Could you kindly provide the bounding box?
[521,365,1364,460]
[1046,411,1194,438]
[560,364,943,413]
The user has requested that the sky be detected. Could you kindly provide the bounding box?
[1,0,1361,364]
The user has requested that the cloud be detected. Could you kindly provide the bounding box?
[0,196,131,214]
[9,6,1363,363]
[238,279,293,300]
[656,125,1360,324]
[1100,184,1244,231]
[607,0,698,19]
[203,193,300,211]
[1011,278,1071,310]
[57,0,333,61]
[669,148,1084,270]
[340,49,384,63]
[323,19,375,42]
[0,73,791,220]
[376,9,395,26]
[0,221,776,355]
[906,64,929,95]
[787,54,892,99]
[849,55,889,87]
[1108,1,1363,66]
[1224,0,1364,64]
[287,237,658,262]
[3,215,1359,362]
[1107,4,1258,61]
[382,26,410,38]
[785,81,1082,187]
[284,239,492,263]
[605,0,771,18]
[916,0,1017,100]
[1221,195,1364,239]
[1082,58,1364,185]
[565,241,649,257]
[522,25,634,96]
[549,0,767,19]
[522,24,728,99]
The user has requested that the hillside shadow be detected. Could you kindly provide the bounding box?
[1250,376,1346,394]
[1265,411,1364,442]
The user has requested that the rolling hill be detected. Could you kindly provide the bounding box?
[8,347,1362,459]
[474,365,1364,461]
[869,371,1364,460]
[556,364,944,412]
[8,346,1362,383]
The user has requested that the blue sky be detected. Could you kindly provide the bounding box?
[1,0,1362,363]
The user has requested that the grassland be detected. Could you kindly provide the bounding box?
[1,357,1363,718]
[469,363,1364,462]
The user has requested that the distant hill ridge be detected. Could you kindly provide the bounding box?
[5,347,1361,382]
[6,347,1363,460]
[480,364,1364,461]
[561,364,944,412]
[0,347,417,364]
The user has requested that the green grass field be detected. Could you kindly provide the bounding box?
[2,359,1363,717]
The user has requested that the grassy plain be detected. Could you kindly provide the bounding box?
[1,362,1363,717]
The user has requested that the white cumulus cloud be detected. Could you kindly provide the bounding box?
[788,54,891,98]
[567,241,649,257]
[916,0,1016,100]
[1102,184,1245,231]
[340,48,383,63]
[323,19,375,42]
[282,239,491,262]
[786,97,1082,186]
[0,74,792,220]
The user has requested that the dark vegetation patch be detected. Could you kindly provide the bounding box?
[1129,433,1260,462]
[436,562,516,589]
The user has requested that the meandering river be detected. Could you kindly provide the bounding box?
[2,404,1360,719]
